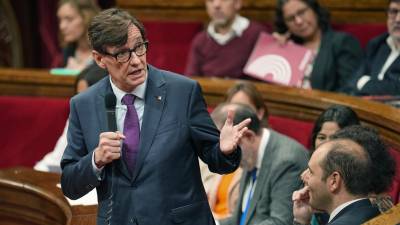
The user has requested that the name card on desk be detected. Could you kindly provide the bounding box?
[244,32,314,87]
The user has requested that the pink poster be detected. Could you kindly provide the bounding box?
[244,32,314,87]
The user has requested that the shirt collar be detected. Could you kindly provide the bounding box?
[387,35,400,52]
[328,198,368,222]
[207,15,250,45]
[109,73,147,107]
[256,128,270,169]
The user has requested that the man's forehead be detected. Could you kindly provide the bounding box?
[389,2,400,8]
[106,25,143,52]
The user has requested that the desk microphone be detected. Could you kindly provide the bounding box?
[104,93,117,225]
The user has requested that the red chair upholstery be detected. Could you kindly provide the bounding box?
[144,21,203,75]
[0,96,69,168]
[332,23,387,48]
[389,148,400,204]
[269,116,313,149]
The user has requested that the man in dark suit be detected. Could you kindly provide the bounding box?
[60,8,250,225]
[213,103,309,225]
[292,126,395,225]
[350,0,400,96]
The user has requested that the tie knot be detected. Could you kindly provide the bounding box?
[122,94,135,105]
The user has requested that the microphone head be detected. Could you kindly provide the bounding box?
[105,93,117,110]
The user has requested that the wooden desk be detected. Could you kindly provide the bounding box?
[0,68,75,98]
[0,68,399,150]
[0,167,96,225]
[363,203,400,225]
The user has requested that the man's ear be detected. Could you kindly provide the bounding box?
[257,108,265,121]
[92,50,107,69]
[243,129,256,140]
[328,171,342,193]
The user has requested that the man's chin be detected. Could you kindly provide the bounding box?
[213,19,229,27]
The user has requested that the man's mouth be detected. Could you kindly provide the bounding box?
[128,69,142,76]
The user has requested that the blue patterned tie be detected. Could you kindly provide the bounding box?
[239,168,257,225]
[121,94,140,173]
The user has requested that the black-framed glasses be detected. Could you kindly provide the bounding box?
[104,41,149,63]
[387,8,400,19]
[284,7,310,23]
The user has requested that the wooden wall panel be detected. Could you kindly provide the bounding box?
[116,0,388,23]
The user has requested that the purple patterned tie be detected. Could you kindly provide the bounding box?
[121,94,140,173]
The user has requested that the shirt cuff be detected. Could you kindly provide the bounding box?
[357,75,371,90]
[92,151,104,180]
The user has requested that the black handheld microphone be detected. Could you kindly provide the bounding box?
[105,93,117,131]
[104,93,117,225]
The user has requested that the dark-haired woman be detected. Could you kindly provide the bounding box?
[273,0,363,93]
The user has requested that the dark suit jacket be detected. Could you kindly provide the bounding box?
[350,33,400,96]
[310,29,363,93]
[221,130,309,225]
[60,65,241,225]
[328,199,380,225]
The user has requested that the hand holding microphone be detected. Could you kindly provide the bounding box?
[94,93,123,168]
[94,131,125,168]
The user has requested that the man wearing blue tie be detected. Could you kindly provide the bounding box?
[213,103,309,225]
[60,8,250,225]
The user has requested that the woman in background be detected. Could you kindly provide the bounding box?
[57,0,100,70]
[274,0,363,93]
[310,104,360,152]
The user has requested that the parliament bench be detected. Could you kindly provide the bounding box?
[0,68,399,204]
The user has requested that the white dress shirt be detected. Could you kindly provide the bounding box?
[328,198,368,223]
[357,36,400,90]
[240,128,270,212]
[92,75,148,175]
[207,15,250,45]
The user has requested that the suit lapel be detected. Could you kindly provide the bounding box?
[244,130,275,225]
[131,66,166,183]
[371,44,391,75]
[237,171,251,224]
[328,199,373,224]
[95,78,132,181]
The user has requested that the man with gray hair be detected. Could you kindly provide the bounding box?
[350,0,400,96]
[61,8,250,225]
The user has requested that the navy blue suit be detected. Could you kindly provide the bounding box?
[328,199,380,225]
[61,65,241,225]
[351,33,400,96]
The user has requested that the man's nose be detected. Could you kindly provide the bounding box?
[301,169,310,183]
[129,52,141,65]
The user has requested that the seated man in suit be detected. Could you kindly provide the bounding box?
[185,0,265,78]
[214,103,309,225]
[350,0,400,96]
[292,125,395,225]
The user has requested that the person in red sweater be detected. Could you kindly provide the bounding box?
[185,0,265,79]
